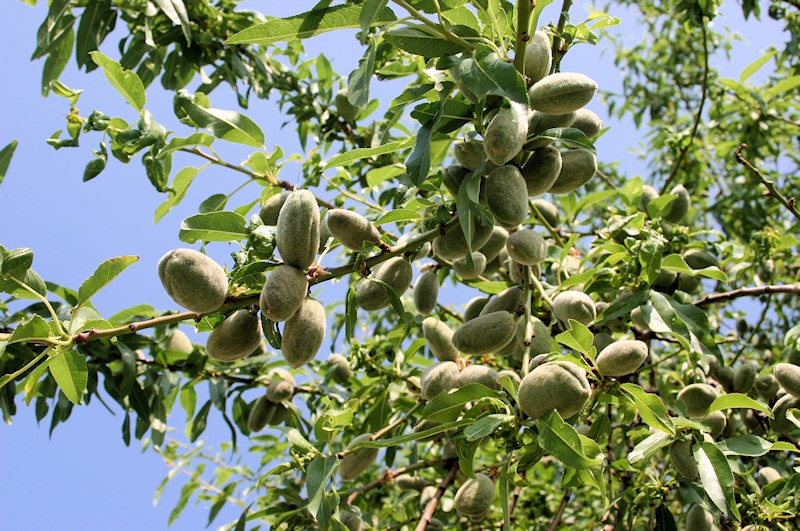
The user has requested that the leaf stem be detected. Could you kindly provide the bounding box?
[735,143,800,223]
[660,19,708,194]
[392,0,475,51]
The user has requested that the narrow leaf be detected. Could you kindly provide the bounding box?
[0,140,18,186]
[322,138,413,169]
[77,256,139,305]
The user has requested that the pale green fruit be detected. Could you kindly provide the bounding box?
[757,466,781,486]
[454,473,495,517]
[677,383,719,419]
[419,485,438,508]
[453,311,517,355]
[326,354,353,384]
[529,111,577,135]
[523,145,562,196]
[685,505,713,531]
[771,394,800,433]
[523,30,552,85]
[703,410,727,438]
[518,361,591,419]
[527,353,550,371]
[774,363,800,398]
[485,165,529,228]
[477,226,509,263]
[531,199,560,227]
[356,257,413,311]
[276,190,320,269]
[528,72,598,114]
[335,88,359,122]
[433,220,493,260]
[754,374,780,400]
[552,290,596,326]
[639,184,659,212]
[592,332,614,353]
[481,286,525,316]
[571,109,603,139]
[528,316,552,355]
[483,102,529,166]
[281,297,326,368]
[394,474,427,491]
[548,149,597,194]
[166,330,193,354]
[340,507,363,531]
[459,364,500,389]
[454,252,487,279]
[733,363,757,393]
[595,340,648,377]
[413,270,439,314]
[677,273,701,293]
[339,433,379,481]
[454,139,485,171]
[318,214,333,253]
[420,361,460,399]
[684,248,719,270]
[266,368,295,403]
[326,208,381,251]
[716,366,735,392]
[669,440,698,479]
[247,395,276,432]
[665,184,690,223]
[506,229,547,266]
[259,264,308,322]
[443,165,471,196]
[397,231,432,261]
[258,191,289,225]
[158,248,228,314]
[655,268,677,287]
[464,296,489,321]
[206,310,263,362]
[422,317,460,362]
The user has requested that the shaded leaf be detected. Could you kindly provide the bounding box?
[457,44,528,104]
[538,410,604,469]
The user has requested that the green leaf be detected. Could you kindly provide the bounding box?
[765,75,800,100]
[365,278,410,325]
[384,25,471,57]
[305,456,338,519]
[660,254,727,282]
[457,44,528,104]
[155,0,191,44]
[75,0,116,71]
[530,127,595,151]
[154,166,202,222]
[0,140,18,186]
[538,410,604,469]
[77,256,139,306]
[275,426,317,453]
[41,26,73,94]
[627,430,671,463]
[158,133,215,157]
[353,418,474,448]
[179,211,248,243]
[374,209,422,226]
[464,280,510,294]
[422,383,507,423]
[347,37,376,108]
[360,0,390,40]
[322,138,413,169]
[1,246,34,276]
[89,51,145,110]
[739,49,776,82]
[707,393,771,417]
[177,99,265,147]
[8,314,57,344]
[24,356,55,405]
[49,349,88,405]
[226,5,397,45]
[619,383,675,435]
[463,414,513,441]
[717,435,799,456]
[555,320,594,357]
[694,442,740,521]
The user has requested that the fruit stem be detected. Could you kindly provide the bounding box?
[735,143,800,223]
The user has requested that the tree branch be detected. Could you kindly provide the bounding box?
[694,283,800,307]
[415,460,459,531]
[660,19,709,195]
[735,143,800,223]
[345,458,445,505]
[513,0,533,75]
[546,489,571,531]
[550,0,574,72]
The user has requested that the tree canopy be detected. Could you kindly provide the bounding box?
[2,0,800,529]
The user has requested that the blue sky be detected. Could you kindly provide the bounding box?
[0,2,784,530]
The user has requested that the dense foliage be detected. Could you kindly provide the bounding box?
[2,0,800,529]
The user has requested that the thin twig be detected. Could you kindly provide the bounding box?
[550,0,574,73]
[546,488,571,531]
[735,143,800,223]
[345,458,445,505]
[660,19,709,194]
[694,283,800,307]
[415,460,459,531]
